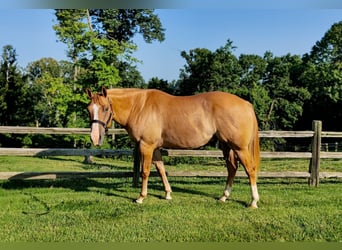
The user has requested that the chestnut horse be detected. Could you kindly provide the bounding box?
[86,87,260,208]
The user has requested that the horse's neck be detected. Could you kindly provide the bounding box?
[107,89,145,127]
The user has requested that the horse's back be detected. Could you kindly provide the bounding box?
[145,89,256,133]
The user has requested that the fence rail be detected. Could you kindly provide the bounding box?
[0,148,132,157]
[0,126,126,135]
[0,126,314,137]
[1,121,342,186]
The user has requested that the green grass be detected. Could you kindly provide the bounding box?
[0,156,341,242]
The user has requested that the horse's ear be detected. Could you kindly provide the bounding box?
[85,88,93,98]
[101,86,107,97]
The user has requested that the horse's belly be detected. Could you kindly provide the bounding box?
[160,106,217,148]
[161,126,215,149]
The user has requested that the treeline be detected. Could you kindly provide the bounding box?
[152,20,342,133]
[166,20,342,132]
[0,10,341,148]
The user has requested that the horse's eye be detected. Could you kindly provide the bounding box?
[104,107,109,112]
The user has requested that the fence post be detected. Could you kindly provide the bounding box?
[309,120,322,187]
[132,142,140,187]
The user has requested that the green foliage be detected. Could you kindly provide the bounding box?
[90,9,165,44]
[298,21,342,130]
[35,74,72,127]
[310,21,342,64]
[117,62,145,88]
[53,9,164,89]
[0,45,31,126]
[178,41,311,130]
[147,77,175,94]
[54,10,93,62]
[262,53,311,129]
[236,54,271,129]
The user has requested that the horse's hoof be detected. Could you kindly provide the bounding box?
[248,204,258,209]
[219,196,228,203]
[135,197,144,204]
[165,193,172,201]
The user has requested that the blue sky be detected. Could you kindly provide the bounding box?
[0,9,341,82]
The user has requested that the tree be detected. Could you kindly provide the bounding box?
[298,21,342,130]
[54,9,93,81]
[262,53,310,130]
[237,54,271,130]
[239,54,267,89]
[89,9,165,44]
[26,58,75,127]
[0,45,29,126]
[178,47,214,95]
[310,21,342,64]
[54,9,123,88]
[178,40,241,95]
[54,9,165,89]
[147,77,174,94]
[115,62,145,88]
[27,57,64,80]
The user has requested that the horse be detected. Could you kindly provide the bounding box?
[86,86,260,208]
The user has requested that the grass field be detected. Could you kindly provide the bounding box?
[0,155,341,242]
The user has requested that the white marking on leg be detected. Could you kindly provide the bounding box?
[224,185,232,198]
[250,184,259,208]
[165,191,172,200]
[136,197,144,204]
[219,185,232,202]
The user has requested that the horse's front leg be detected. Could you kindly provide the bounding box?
[153,149,172,200]
[136,142,154,204]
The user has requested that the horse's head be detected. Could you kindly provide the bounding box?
[86,86,113,146]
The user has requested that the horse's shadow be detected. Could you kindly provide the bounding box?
[146,179,249,207]
[1,177,248,207]
[1,178,129,198]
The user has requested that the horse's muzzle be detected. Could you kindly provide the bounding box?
[90,122,106,146]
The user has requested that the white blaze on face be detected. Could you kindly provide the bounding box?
[93,103,99,120]
[91,104,100,145]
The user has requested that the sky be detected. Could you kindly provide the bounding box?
[0,8,341,82]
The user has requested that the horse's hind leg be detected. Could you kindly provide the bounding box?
[153,149,172,200]
[220,148,238,202]
[235,148,259,208]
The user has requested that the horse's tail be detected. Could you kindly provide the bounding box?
[249,111,260,172]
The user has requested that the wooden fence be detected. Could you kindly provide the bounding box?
[1,120,342,187]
